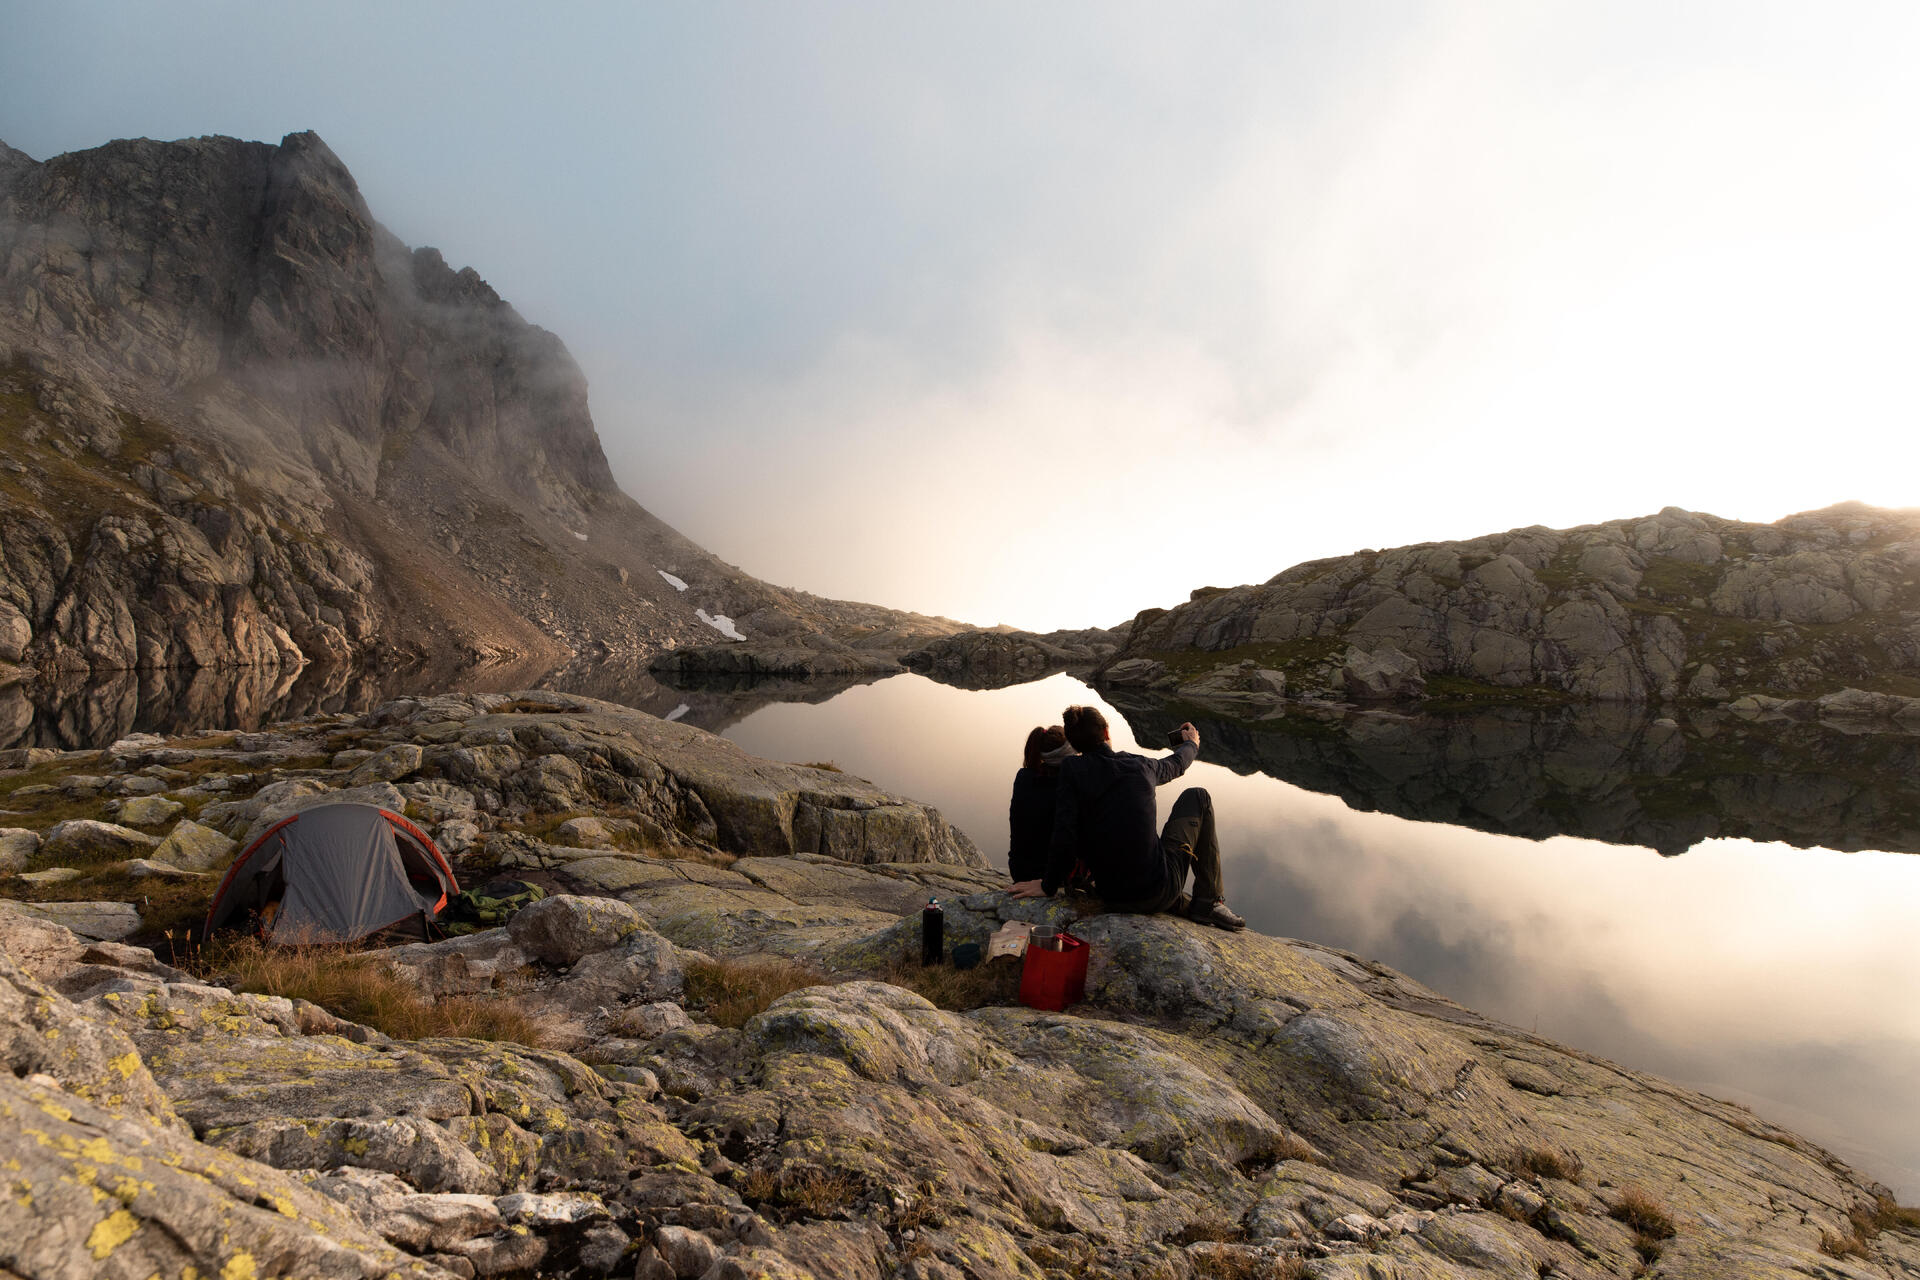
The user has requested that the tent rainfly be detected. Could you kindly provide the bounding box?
[205,803,459,945]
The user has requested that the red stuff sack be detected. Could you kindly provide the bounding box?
[1019,932,1089,1012]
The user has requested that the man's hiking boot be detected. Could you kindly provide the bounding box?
[1189,900,1247,932]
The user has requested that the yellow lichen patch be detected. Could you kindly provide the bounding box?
[220,1253,258,1280]
[112,1051,143,1079]
[86,1207,141,1259]
[267,1193,298,1218]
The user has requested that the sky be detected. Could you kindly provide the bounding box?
[4,2,1918,630]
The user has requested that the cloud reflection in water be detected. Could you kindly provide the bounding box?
[720,671,1920,1198]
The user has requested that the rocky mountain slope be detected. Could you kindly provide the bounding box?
[1103,504,1920,709]
[0,131,965,685]
[3,694,1919,1277]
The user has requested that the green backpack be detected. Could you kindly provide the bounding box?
[443,879,547,934]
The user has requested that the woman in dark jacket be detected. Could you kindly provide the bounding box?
[1008,725,1074,883]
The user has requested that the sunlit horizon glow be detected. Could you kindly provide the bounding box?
[4,4,1918,629]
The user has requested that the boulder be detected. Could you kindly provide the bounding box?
[1101,657,1173,688]
[1177,659,1288,710]
[124,857,206,880]
[5,901,142,940]
[209,1115,503,1195]
[554,815,649,850]
[0,746,61,769]
[615,1001,692,1039]
[0,827,39,874]
[435,818,482,854]
[0,600,30,663]
[0,1075,434,1280]
[116,794,185,826]
[0,947,179,1124]
[653,1224,721,1278]
[507,894,645,966]
[41,818,159,861]
[1342,646,1426,701]
[17,866,85,884]
[370,930,531,1000]
[151,817,238,872]
[555,927,685,1011]
[348,741,426,786]
[1816,687,1918,722]
[306,1167,504,1253]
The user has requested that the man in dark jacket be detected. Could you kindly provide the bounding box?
[1009,705,1246,931]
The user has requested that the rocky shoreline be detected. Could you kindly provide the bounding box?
[1099,504,1920,716]
[2,692,1918,1277]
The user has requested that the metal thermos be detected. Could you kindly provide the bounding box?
[921,898,944,965]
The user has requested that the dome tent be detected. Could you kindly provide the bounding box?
[205,803,459,945]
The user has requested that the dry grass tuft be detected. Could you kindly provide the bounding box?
[1273,1131,1320,1165]
[192,937,550,1045]
[1820,1226,1871,1260]
[1188,1249,1303,1280]
[892,1186,947,1233]
[684,955,831,1028]
[1169,1219,1246,1246]
[1508,1144,1585,1183]
[1857,1195,1920,1237]
[1819,1195,1920,1259]
[733,1165,864,1218]
[664,843,739,870]
[871,954,1025,1011]
[1610,1186,1678,1241]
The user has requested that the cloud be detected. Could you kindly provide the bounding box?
[582,3,1920,628]
[6,3,1918,628]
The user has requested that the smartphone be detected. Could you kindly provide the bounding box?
[1166,728,1187,747]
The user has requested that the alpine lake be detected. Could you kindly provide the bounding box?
[9,660,1920,1199]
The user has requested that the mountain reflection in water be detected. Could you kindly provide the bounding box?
[0,657,876,752]
[1100,693,1920,856]
[710,670,1920,1200]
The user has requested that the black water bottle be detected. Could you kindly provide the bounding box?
[921,897,944,966]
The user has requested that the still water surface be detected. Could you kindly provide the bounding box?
[719,671,1920,1200]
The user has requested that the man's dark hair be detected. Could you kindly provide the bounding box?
[1062,705,1109,753]
[1023,725,1067,771]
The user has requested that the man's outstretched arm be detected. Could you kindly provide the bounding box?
[1153,723,1201,785]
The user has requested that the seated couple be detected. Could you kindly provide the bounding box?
[1006,705,1246,931]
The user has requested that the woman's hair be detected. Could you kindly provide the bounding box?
[1062,705,1109,752]
[1023,725,1067,770]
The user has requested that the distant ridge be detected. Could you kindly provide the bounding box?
[1100,503,1920,705]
